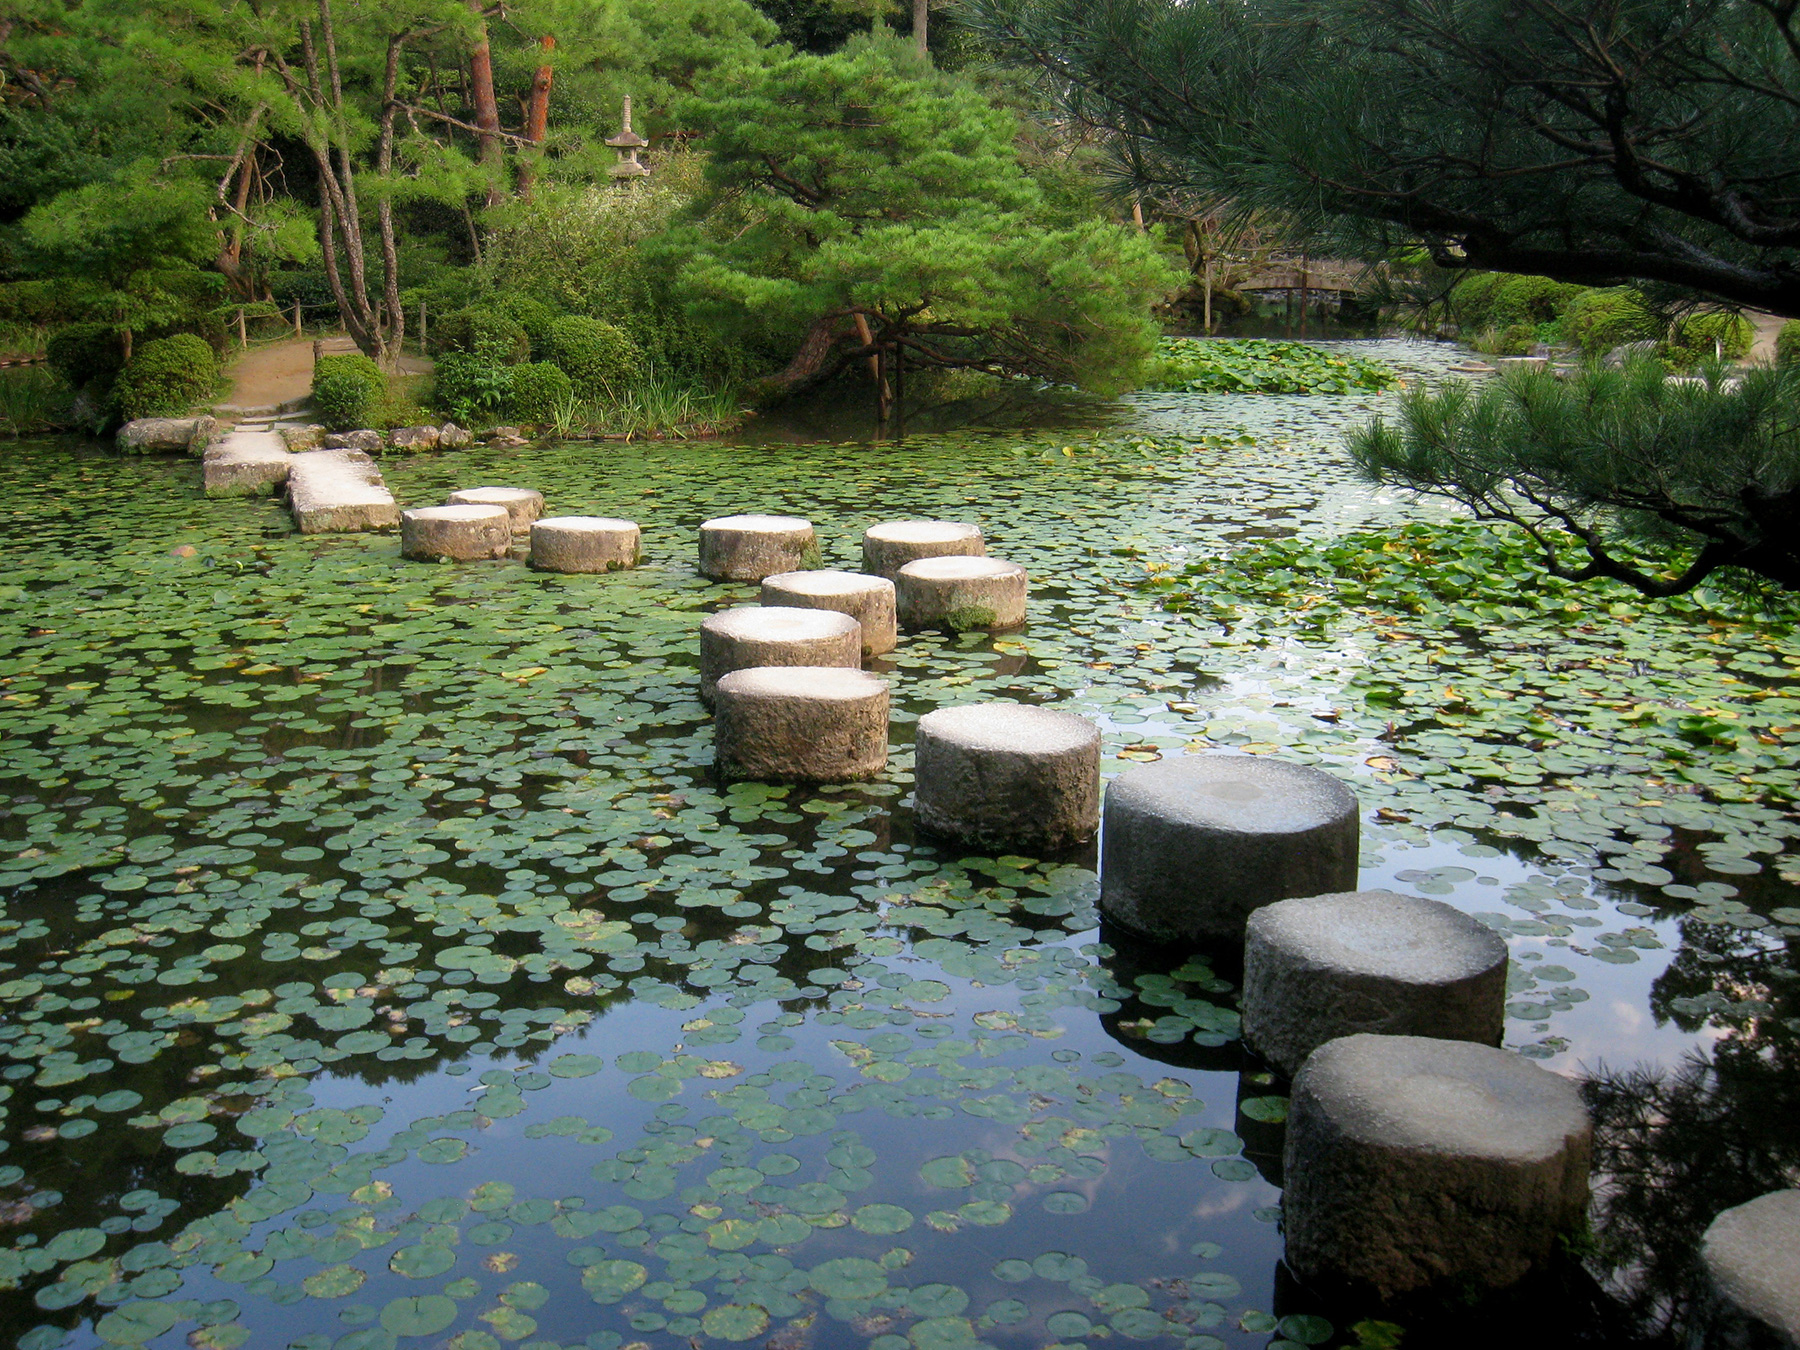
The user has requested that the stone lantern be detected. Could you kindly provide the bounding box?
[607,95,650,185]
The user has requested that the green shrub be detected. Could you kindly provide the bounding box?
[1450,272,1585,340]
[46,323,127,391]
[431,308,529,365]
[544,316,642,398]
[1670,311,1755,365]
[1776,320,1800,367]
[114,334,217,420]
[486,295,562,359]
[431,353,512,425]
[503,361,574,424]
[310,354,387,431]
[1563,288,1658,357]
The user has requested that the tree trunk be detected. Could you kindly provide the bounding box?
[747,315,847,403]
[467,1,504,207]
[519,34,554,198]
[913,0,928,57]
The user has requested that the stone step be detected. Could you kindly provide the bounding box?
[204,431,293,499]
[287,449,400,534]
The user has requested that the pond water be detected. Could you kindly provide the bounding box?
[0,339,1795,1350]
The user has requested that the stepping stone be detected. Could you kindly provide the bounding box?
[1283,1034,1591,1299]
[896,557,1027,632]
[699,514,818,581]
[714,667,889,783]
[1098,755,1358,943]
[1242,890,1509,1076]
[278,425,325,452]
[1700,1190,1800,1347]
[530,517,641,573]
[761,570,897,656]
[203,430,292,499]
[401,505,513,561]
[914,703,1100,852]
[862,520,985,579]
[448,485,544,534]
[287,449,401,534]
[324,430,384,452]
[698,606,860,705]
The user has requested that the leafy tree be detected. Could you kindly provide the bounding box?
[1351,362,1800,596]
[962,0,1800,316]
[671,33,1177,400]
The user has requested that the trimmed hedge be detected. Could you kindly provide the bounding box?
[1670,311,1755,365]
[487,295,561,359]
[115,334,217,420]
[46,323,127,391]
[1563,289,1658,357]
[432,309,529,365]
[311,354,387,431]
[504,362,573,424]
[544,316,641,399]
[1777,320,1800,367]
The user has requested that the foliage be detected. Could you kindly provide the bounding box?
[1141,338,1396,395]
[1779,321,1800,368]
[311,355,389,432]
[1669,312,1755,367]
[0,367,76,437]
[44,323,127,392]
[964,0,1800,315]
[113,333,216,420]
[432,310,531,366]
[485,295,562,360]
[543,316,642,398]
[503,361,575,423]
[1351,361,1800,596]
[431,353,514,425]
[1563,289,1659,358]
[569,371,744,438]
[671,33,1179,397]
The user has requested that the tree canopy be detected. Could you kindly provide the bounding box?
[962,0,1800,315]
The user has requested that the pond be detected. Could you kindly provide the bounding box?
[0,339,1795,1350]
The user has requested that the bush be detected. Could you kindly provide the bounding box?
[46,323,127,391]
[311,354,387,431]
[1563,289,1658,357]
[503,362,574,424]
[1450,272,1585,340]
[1777,321,1800,367]
[114,334,217,420]
[1670,311,1755,365]
[431,353,511,425]
[431,308,529,365]
[486,295,562,359]
[544,316,642,398]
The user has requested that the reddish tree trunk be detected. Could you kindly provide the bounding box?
[467,2,503,206]
[518,33,554,198]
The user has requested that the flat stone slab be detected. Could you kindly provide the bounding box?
[1701,1190,1800,1347]
[287,449,400,534]
[761,570,897,656]
[531,517,641,573]
[203,430,293,499]
[862,520,985,579]
[1284,1034,1592,1299]
[699,514,818,582]
[715,666,889,783]
[1243,890,1508,1076]
[915,703,1100,852]
[896,556,1027,631]
[448,486,544,533]
[117,416,216,455]
[698,606,861,705]
[1099,754,1359,942]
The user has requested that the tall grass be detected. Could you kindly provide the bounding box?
[0,367,75,438]
[558,373,743,440]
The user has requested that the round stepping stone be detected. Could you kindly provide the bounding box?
[914,703,1100,852]
[1242,890,1509,1076]
[1701,1191,1800,1348]
[400,505,512,562]
[699,514,818,581]
[1099,754,1357,942]
[447,485,543,533]
[862,520,985,579]
[761,570,897,656]
[714,666,889,783]
[896,556,1027,632]
[698,606,861,705]
[1283,1034,1591,1299]
[530,516,641,573]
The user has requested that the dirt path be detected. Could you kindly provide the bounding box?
[1747,310,1787,365]
[219,337,433,415]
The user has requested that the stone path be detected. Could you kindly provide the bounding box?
[203,428,292,499]
[287,448,400,534]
